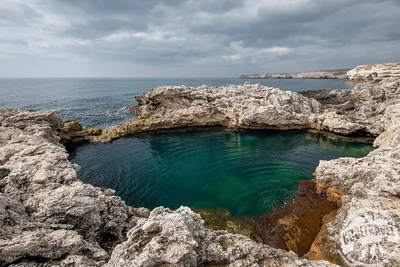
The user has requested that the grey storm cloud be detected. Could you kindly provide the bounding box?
[0,0,399,77]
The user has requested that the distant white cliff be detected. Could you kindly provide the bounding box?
[345,62,400,82]
[239,69,349,79]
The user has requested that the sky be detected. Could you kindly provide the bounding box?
[0,0,399,78]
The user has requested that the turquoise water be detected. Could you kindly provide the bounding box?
[69,130,372,216]
[0,78,355,128]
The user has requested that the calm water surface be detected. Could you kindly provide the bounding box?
[69,130,372,216]
[0,78,355,128]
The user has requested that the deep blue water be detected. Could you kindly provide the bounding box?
[0,78,355,128]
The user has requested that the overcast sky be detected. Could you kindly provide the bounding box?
[0,0,399,78]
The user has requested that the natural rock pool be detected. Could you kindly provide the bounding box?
[69,130,372,217]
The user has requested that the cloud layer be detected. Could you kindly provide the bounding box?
[0,0,399,77]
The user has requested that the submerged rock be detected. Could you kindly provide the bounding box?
[253,181,338,257]
[191,207,255,238]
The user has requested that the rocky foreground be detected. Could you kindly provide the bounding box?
[1,78,400,266]
[239,69,349,79]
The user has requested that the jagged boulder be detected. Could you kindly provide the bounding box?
[107,207,335,267]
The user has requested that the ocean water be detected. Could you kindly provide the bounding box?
[0,78,355,128]
[69,131,372,216]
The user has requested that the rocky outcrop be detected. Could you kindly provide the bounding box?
[317,78,400,136]
[307,102,400,266]
[0,109,149,266]
[94,84,322,142]
[240,69,349,79]
[0,109,336,266]
[96,78,399,142]
[107,207,334,267]
[299,89,351,107]
[345,62,400,82]
[63,120,103,147]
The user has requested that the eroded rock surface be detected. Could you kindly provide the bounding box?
[107,207,335,267]
[95,83,323,142]
[345,62,400,82]
[318,78,400,136]
[97,78,399,142]
[0,109,335,266]
[239,69,349,79]
[309,99,400,265]
[0,109,149,266]
[63,120,103,147]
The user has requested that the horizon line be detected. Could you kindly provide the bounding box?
[0,77,240,79]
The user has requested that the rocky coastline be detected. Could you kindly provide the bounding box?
[239,62,400,82]
[239,69,349,79]
[1,77,400,266]
[345,62,400,82]
[91,78,399,143]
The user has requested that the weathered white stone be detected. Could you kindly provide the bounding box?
[240,69,349,79]
[312,102,400,266]
[0,109,149,266]
[345,62,400,82]
[107,207,335,267]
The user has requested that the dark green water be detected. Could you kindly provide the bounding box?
[69,130,372,216]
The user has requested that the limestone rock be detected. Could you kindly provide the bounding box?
[98,79,399,142]
[240,69,349,79]
[299,89,351,106]
[0,108,149,266]
[311,105,400,266]
[70,127,103,138]
[64,120,83,133]
[345,62,400,82]
[97,84,322,142]
[63,120,103,146]
[107,207,336,267]
[318,78,400,136]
